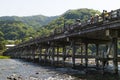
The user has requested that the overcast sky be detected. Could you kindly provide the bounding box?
[0,0,119,16]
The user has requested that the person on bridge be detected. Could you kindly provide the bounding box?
[76,19,81,26]
[90,16,94,24]
[94,14,99,23]
[103,10,109,21]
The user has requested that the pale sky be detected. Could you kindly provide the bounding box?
[0,0,119,17]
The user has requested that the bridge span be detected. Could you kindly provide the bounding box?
[4,9,120,74]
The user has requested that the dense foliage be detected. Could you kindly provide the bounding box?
[0,21,35,40]
[0,15,58,30]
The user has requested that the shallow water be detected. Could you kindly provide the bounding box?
[0,59,120,80]
[0,59,80,80]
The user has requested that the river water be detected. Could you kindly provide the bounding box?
[0,59,82,80]
[0,59,120,80]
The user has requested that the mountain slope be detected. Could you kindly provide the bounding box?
[0,21,35,40]
[0,15,58,30]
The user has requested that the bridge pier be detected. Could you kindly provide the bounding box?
[96,44,99,68]
[44,47,48,65]
[38,47,42,63]
[72,41,76,68]
[57,46,59,66]
[112,38,118,74]
[31,47,35,62]
[32,47,37,62]
[80,45,83,65]
[21,49,24,59]
[28,47,32,61]
[85,43,88,68]
[62,46,66,67]
[51,47,55,66]
[48,47,51,65]
[105,44,109,66]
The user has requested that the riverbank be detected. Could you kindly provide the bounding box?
[0,59,78,80]
[0,56,10,59]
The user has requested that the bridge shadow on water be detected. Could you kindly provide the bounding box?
[60,66,120,80]
[72,71,120,80]
[15,59,120,80]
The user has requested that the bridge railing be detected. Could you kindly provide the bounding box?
[53,9,120,35]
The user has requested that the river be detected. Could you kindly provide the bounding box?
[0,59,120,80]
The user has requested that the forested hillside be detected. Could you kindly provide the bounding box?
[0,21,35,40]
[0,15,58,30]
[0,21,36,54]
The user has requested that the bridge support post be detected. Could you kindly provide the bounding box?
[32,47,36,62]
[25,49,27,59]
[29,47,32,61]
[22,48,26,59]
[106,44,109,66]
[21,49,24,59]
[16,49,19,59]
[21,48,23,59]
[48,47,51,63]
[62,46,66,67]
[85,43,88,68]
[33,46,37,62]
[20,49,22,58]
[44,47,48,65]
[26,48,29,60]
[96,44,99,68]
[57,46,59,66]
[39,47,42,63]
[14,50,17,58]
[72,41,76,68]
[51,47,55,66]
[81,45,83,65]
[27,48,30,60]
[112,38,118,74]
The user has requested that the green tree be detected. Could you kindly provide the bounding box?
[0,31,4,41]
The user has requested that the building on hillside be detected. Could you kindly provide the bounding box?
[5,44,15,49]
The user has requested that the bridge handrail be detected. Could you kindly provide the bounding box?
[54,9,120,35]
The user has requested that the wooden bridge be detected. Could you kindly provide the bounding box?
[4,9,120,74]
